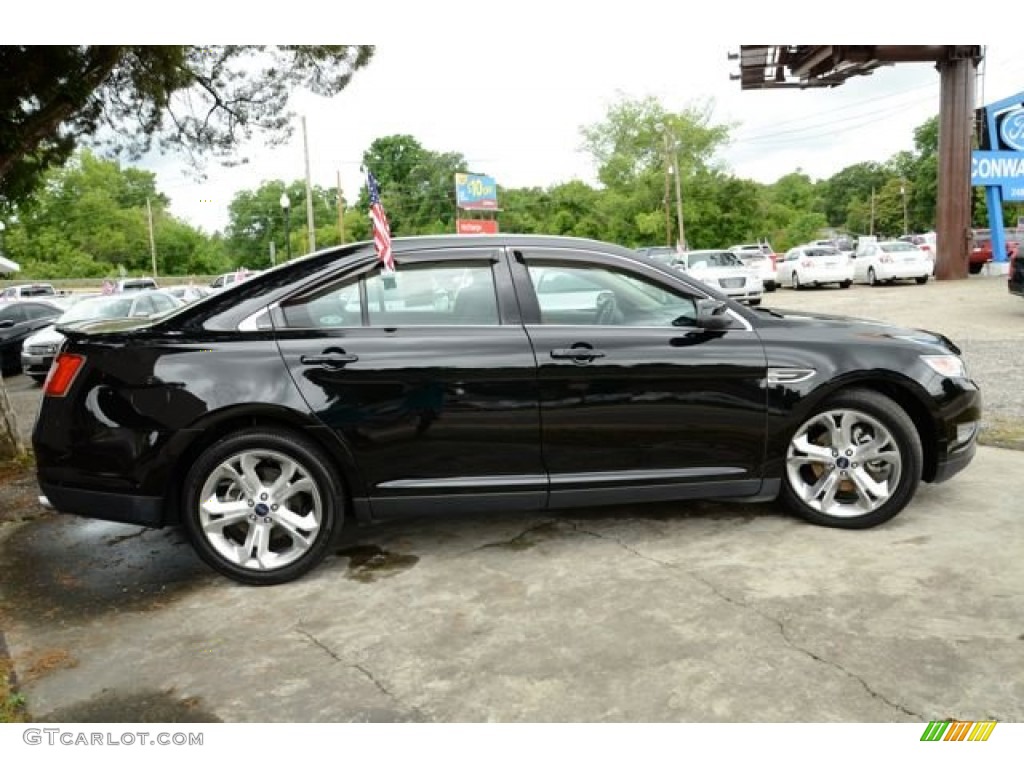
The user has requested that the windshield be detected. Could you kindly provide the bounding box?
[805,248,840,258]
[685,251,744,268]
[60,297,135,323]
[880,242,917,253]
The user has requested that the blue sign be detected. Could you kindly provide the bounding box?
[455,173,498,210]
[999,107,1024,151]
[971,151,1024,200]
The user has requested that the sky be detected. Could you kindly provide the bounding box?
[12,7,1024,236]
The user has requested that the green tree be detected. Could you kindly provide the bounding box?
[3,150,210,278]
[0,45,374,207]
[225,180,339,268]
[358,135,467,235]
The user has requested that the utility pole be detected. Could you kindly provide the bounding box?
[337,170,346,245]
[870,187,876,236]
[302,116,316,253]
[146,197,158,277]
[671,139,685,250]
[901,181,909,235]
[663,134,672,246]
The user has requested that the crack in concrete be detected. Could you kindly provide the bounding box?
[464,519,562,555]
[569,521,924,720]
[295,628,427,721]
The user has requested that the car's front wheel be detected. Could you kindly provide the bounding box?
[916,276,928,285]
[867,267,879,286]
[182,428,343,585]
[780,390,922,529]
[791,272,802,290]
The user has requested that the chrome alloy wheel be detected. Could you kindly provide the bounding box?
[786,408,902,518]
[197,449,323,571]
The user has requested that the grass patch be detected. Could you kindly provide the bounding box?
[0,658,29,723]
[978,421,1024,451]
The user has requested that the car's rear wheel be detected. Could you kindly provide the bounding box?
[915,276,928,285]
[182,428,343,585]
[839,280,852,289]
[748,298,762,306]
[780,390,922,529]
[765,282,777,293]
[791,272,802,290]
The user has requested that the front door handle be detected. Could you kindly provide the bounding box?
[550,347,606,362]
[300,351,359,369]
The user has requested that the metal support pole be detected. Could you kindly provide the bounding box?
[935,51,979,279]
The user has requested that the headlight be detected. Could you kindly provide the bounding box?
[921,354,967,378]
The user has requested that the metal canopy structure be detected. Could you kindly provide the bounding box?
[732,45,983,279]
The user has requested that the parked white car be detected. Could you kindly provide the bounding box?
[853,240,933,286]
[728,243,777,292]
[673,250,763,305]
[777,245,854,290]
[20,291,183,382]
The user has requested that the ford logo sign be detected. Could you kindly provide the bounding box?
[999,108,1024,151]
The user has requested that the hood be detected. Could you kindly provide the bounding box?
[758,307,961,355]
[23,324,63,347]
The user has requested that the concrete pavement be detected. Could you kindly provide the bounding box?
[1,446,1021,722]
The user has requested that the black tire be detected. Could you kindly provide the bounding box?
[915,276,928,285]
[968,262,983,275]
[839,280,852,289]
[867,267,879,286]
[791,272,802,290]
[29,374,46,385]
[748,298,762,306]
[780,389,923,530]
[765,282,777,293]
[182,428,344,585]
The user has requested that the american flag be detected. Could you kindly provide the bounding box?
[366,170,395,272]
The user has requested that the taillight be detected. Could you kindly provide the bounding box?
[44,353,85,397]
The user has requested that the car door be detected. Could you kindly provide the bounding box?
[274,247,544,518]
[509,246,769,508]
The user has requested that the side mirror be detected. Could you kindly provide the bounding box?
[695,299,733,331]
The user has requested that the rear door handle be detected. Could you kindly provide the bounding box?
[300,352,359,369]
[550,348,606,362]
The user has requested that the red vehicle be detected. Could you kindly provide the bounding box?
[1010,247,1024,297]
[970,233,1019,274]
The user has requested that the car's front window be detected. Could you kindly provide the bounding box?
[526,262,696,327]
[880,242,916,253]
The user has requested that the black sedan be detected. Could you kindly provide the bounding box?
[0,300,63,374]
[33,235,981,585]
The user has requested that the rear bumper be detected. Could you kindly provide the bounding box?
[38,481,165,528]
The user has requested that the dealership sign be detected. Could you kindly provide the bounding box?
[998,107,1024,151]
[455,173,498,210]
[971,151,1024,200]
[456,219,498,235]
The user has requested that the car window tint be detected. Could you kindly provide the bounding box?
[132,295,156,316]
[23,303,58,319]
[0,305,28,323]
[526,263,696,327]
[367,262,499,326]
[281,273,363,329]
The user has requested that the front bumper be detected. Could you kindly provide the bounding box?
[20,352,54,376]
